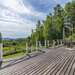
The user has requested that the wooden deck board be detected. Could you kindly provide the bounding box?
[0,47,75,75]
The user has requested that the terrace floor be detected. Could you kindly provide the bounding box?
[0,47,75,75]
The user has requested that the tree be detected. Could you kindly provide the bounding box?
[36,20,44,41]
[43,13,53,40]
[65,1,75,40]
[29,1,75,47]
[0,32,2,43]
[53,4,65,39]
[31,29,36,45]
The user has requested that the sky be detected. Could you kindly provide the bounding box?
[0,0,71,38]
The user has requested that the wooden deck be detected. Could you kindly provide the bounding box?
[0,47,75,75]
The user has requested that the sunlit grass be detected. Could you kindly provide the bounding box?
[3,52,26,59]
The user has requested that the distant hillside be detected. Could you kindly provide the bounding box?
[3,38,16,40]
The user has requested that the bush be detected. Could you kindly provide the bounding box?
[0,32,2,43]
[3,50,17,56]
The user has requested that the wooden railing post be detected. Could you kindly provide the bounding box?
[36,40,38,51]
[52,40,55,48]
[47,40,50,47]
[26,43,28,54]
[45,40,47,48]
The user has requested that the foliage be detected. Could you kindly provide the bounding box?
[0,32,2,43]
[29,1,75,44]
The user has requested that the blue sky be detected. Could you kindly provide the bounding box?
[0,0,71,38]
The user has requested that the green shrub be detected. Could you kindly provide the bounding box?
[0,32,2,43]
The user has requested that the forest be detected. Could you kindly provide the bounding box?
[28,0,75,46]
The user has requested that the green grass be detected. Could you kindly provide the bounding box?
[3,52,26,59]
[3,45,38,60]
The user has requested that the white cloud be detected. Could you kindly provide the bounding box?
[7,0,31,14]
[0,0,46,18]
[0,20,35,38]
[0,0,46,38]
